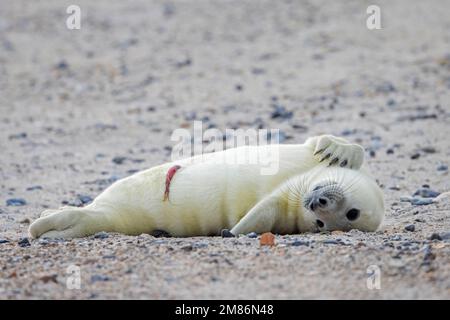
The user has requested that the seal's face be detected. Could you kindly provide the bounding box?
[303,168,384,232]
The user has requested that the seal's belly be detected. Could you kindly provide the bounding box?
[158,164,264,236]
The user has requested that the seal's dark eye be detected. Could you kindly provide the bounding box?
[316,220,324,228]
[346,209,360,221]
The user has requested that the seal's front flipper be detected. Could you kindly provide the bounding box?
[230,195,280,236]
[309,135,365,170]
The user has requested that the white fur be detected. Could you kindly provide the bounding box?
[28,135,384,238]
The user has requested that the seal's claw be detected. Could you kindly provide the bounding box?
[221,229,235,238]
[329,157,339,166]
[319,153,331,162]
[314,148,324,156]
[340,159,348,167]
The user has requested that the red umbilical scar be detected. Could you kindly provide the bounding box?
[163,165,182,201]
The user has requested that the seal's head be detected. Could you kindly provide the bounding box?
[302,166,384,232]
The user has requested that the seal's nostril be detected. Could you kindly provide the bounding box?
[316,220,324,228]
[319,198,327,206]
[309,202,315,211]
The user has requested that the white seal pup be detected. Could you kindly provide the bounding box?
[29,135,385,238]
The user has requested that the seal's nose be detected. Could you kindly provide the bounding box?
[309,197,328,211]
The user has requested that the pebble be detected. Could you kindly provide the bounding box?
[112,156,127,164]
[26,185,43,191]
[270,104,293,120]
[400,197,434,206]
[0,239,10,244]
[413,188,440,198]
[404,224,415,232]
[78,195,93,205]
[437,164,448,171]
[221,229,235,238]
[6,198,27,206]
[90,275,110,283]
[291,240,309,246]
[429,232,450,241]
[18,238,30,247]
[247,232,258,238]
[323,240,339,245]
[56,60,69,70]
[410,153,420,160]
[94,232,109,239]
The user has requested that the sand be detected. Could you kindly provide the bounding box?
[0,0,449,299]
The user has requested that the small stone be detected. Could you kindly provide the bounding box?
[56,60,69,70]
[181,245,193,251]
[26,185,43,191]
[429,233,442,241]
[291,240,309,246]
[259,232,275,246]
[0,239,10,244]
[386,148,394,154]
[78,195,93,205]
[90,275,110,283]
[323,240,339,244]
[413,188,440,198]
[39,274,58,283]
[221,229,235,238]
[6,198,27,206]
[247,232,258,238]
[421,146,436,154]
[19,218,30,224]
[18,238,30,247]
[8,132,27,140]
[410,153,420,160]
[112,156,127,164]
[94,232,109,239]
[404,224,415,232]
[437,164,448,171]
[270,104,293,120]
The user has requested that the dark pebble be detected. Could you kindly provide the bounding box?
[91,275,110,283]
[437,164,448,171]
[26,185,43,191]
[0,239,10,244]
[247,232,258,238]
[56,60,69,70]
[78,195,93,204]
[270,104,293,120]
[413,188,440,198]
[18,238,30,247]
[181,245,193,251]
[410,153,420,160]
[291,240,309,246]
[323,240,339,245]
[8,132,27,140]
[429,233,442,241]
[221,229,235,238]
[6,198,27,206]
[421,146,436,154]
[386,148,394,154]
[430,232,450,241]
[94,232,109,239]
[404,224,415,232]
[112,156,127,165]
[387,99,396,106]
